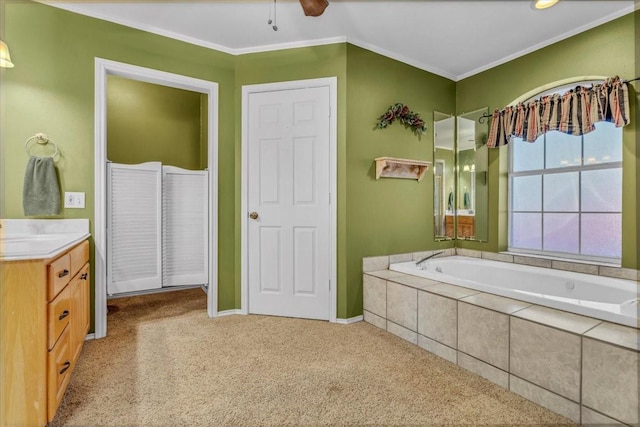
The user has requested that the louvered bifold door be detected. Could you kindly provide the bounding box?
[162,166,209,288]
[107,162,163,295]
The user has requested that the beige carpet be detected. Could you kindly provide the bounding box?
[52,288,576,426]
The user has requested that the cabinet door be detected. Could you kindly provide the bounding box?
[48,327,71,422]
[70,263,90,364]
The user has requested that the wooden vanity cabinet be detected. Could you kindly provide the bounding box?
[457,216,475,239]
[0,239,90,427]
[444,215,475,239]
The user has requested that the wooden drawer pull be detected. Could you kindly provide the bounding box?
[59,361,71,375]
[58,310,70,321]
[58,269,70,278]
[80,273,88,280]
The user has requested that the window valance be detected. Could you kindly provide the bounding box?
[487,76,631,148]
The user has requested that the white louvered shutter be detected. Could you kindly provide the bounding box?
[107,162,163,295]
[162,166,208,287]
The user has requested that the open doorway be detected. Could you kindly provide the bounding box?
[94,59,219,339]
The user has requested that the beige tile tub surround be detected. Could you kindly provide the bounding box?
[418,291,457,348]
[365,269,406,281]
[509,375,580,423]
[362,275,386,318]
[386,281,417,331]
[480,251,514,263]
[583,322,640,351]
[386,320,417,344]
[362,251,639,425]
[389,252,413,264]
[457,352,509,388]
[457,302,510,370]
[362,255,389,273]
[513,255,553,268]
[598,265,639,281]
[389,274,439,291]
[418,335,457,364]
[551,260,599,275]
[582,337,639,426]
[510,318,582,401]
[581,406,627,426]
[459,292,531,315]
[363,310,386,330]
[366,249,640,281]
[455,248,482,258]
[512,305,601,335]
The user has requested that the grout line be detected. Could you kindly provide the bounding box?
[510,374,580,404]
[579,335,583,425]
[581,405,630,426]
[507,315,511,390]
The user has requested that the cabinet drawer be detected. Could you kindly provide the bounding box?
[48,254,71,300]
[69,240,89,278]
[48,284,71,350]
[47,327,72,423]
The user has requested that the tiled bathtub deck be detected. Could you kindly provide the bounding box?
[363,251,639,426]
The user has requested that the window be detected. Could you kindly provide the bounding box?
[509,101,622,263]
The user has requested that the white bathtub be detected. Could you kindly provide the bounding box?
[390,256,639,328]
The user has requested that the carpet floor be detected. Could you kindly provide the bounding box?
[51,288,576,426]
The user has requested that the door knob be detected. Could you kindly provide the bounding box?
[249,211,259,220]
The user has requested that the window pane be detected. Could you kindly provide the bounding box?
[581,169,622,212]
[511,213,542,250]
[581,213,621,258]
[512,136,543,172]
[543,172,579,212]
[545,131,582,168]
[543,213,579,253]
[512,176,541,211]
[584,122,622,164]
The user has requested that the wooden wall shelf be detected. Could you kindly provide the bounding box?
[374,157,431,182]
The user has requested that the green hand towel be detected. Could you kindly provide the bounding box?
[23,156,61,216]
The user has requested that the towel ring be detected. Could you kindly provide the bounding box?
[24,133,58,158]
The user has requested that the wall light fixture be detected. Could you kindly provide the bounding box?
[0,41,15,68]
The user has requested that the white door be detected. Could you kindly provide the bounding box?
[247,86,331,320]
[107,162,163,295]
[162,166,209,288]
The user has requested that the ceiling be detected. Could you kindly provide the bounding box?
[46,0,635,81]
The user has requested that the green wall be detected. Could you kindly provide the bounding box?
[1,2,637,329]
[456,12,638,269]
[344,45,456,317]
[0,2,238,330]
[107,75,206,169]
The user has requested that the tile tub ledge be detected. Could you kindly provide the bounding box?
[363,264,639,426]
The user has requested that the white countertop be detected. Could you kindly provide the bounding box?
[0,219,90,261]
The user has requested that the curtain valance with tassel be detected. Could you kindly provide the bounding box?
[487,76,630,148]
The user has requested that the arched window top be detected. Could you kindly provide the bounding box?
[487,76,631,148]
[508,76,608,105]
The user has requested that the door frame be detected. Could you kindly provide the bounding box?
[94,58,219,339]
[240,77,337,323]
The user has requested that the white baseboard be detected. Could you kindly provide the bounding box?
[85,333,95,341]
[336,315,363,324]
[217,309,244,317]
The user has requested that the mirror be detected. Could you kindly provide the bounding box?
[433,112,455,240]
[456,108,488,241]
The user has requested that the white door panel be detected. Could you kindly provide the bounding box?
[162,166,209,288]
[107,162,163,295]
[248,86,330,320]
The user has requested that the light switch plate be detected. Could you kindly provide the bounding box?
[64,192,85,209]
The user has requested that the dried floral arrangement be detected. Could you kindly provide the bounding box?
[376,103,427,136]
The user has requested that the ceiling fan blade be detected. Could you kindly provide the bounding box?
[299,0,329,17]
